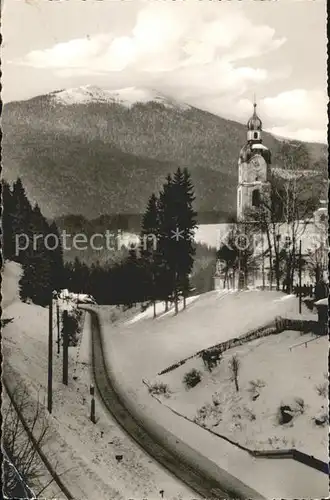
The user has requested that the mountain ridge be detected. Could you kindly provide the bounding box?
[2,87,327,221]
[50,85,192,110]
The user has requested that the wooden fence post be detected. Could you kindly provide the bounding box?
[90,384,96,423]
[62,310,69,385]
[48,296,53,413]
[56,302,60,355]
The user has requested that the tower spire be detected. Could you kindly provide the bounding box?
[247,95,262,137]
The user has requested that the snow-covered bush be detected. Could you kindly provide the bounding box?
[148,382,171,398]
[61,308,83,346]
[243,406,256,421]
[248,379,266,392]
[315,382,328,398]
[314,410,328,427]
[183,369,202,389]
[277,405,294,425]
[294,397,305,414]
[194,403,212,425]
[212,393,220,406]
[201,347,222,372]
[277,397,305,425]
[194,401,222,427]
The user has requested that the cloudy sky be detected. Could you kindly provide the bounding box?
[2,0,327,143]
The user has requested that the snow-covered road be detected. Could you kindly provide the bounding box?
[2,263,196,500]
[88,308,263,500]
[93,291,328,499]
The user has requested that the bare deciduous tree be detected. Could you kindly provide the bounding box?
[2,384,69,499]
[229,355,240,392]
[246,151,323,292]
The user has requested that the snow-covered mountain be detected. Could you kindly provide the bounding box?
[51,85,191,110]
[2,87,327,221]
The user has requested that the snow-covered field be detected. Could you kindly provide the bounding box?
[2,262,194,500]
[151,329,328,460]
[98,290,328,499]
[3,261,328,499]
[115,288,314,376]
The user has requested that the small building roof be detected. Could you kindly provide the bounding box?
[251,144,268,150]
[314,298,328,306]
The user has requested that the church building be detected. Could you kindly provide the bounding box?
[237,102,271,220]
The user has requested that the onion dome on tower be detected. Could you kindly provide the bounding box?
[247,102,262,132]
[239,100,271,165]
[247,102,262,141]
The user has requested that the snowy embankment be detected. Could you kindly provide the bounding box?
[152,330,328,460]
[2,261,193,500]
[97,290,328,499]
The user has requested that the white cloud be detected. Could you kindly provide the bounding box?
[262,89,327,129]
[9,2,326,143]
[267,127,327,144]
[14,3,284,76]
[23,34,111,69]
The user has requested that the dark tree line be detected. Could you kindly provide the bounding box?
[3,169,197,311]
[64,168,197,313]
[2,178,64,306]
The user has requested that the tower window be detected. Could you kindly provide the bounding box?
[238,190,241,207]
[253,132,258,139]
[252,189,260,207]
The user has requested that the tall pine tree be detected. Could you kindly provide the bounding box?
[155,169,198,313]
[8,181,66,307]
[158,174,178,311]
[19,204,54,306]
[174,168,197,309]
[2,180,14,260]
[48,221,64,292]
[140,193,160,317]
[11,178,33,263]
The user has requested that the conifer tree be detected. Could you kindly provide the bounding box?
[140,193,160,317]
[2,180,14,260]
[174,168,197,308]
[48,221,64,292]
[19,204,53,306]
[11,178,33,263]
[13,185,65,306]
[125,245,141,306]
[157,169,197,313]
[158,174,177,310]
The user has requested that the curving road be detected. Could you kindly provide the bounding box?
[89,308,265,500]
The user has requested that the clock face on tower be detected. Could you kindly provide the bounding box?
[249,155,266,181]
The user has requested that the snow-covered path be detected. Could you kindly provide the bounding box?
[89,309,240,499]
[96,291,328,499]
[2,262,196,500]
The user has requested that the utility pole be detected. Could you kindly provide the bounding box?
[47,294,53,414]
[90,384,96,424]
[62,310,69,385]
[56,301,60,355]
[298,239,302,314]
[261,232,265,290]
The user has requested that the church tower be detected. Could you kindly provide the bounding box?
[237,101,271,220]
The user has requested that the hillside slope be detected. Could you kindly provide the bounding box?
[98,290,328,499]
[2,86,327,220]
[2,261,193,499]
